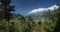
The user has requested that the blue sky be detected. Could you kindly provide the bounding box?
[11,0,60,15]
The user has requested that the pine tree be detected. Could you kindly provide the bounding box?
[0,0,15,21]
[0,0,17,32]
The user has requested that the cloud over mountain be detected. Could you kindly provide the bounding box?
[28,5,59,14]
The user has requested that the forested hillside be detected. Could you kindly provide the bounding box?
[0,0,60,32]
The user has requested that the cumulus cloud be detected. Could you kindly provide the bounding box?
[28,5,59,14]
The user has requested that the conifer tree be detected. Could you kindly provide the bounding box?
[0,0,17,32]
[0,0,15,21]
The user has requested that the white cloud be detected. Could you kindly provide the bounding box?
[28,5,59,14]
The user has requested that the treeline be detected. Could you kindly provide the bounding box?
[0,0,60,32]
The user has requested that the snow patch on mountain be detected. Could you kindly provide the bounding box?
[28,5,59,14]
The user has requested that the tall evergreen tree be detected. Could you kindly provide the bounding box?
[0,0,17,32]
[0,0,15,21]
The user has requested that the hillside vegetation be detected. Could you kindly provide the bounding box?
[0,0,60,32]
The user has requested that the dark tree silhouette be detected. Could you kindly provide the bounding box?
[0,0,15,21]
[0,0,17,32]
[53,6,60,32]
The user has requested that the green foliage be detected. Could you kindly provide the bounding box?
[0,0,15,21]
[53,6,60,32]
[0,0,60,32]
[0,0,17,32]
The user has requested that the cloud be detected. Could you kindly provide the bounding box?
[28,5,59,14]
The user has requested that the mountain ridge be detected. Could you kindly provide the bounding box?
[27,5,59,18]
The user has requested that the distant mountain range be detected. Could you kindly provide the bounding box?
[28,10,53,18]
[27,5,59,18]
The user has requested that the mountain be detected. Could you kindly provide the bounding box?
[27,5,59,18]
[28,10,52,18]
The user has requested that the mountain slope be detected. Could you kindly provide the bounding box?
[27,5,59,18]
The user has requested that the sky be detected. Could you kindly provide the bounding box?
[11,0,60,15]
